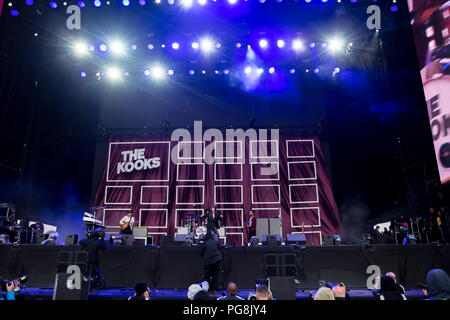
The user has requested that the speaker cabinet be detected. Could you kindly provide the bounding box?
[261,234,281,246]
[286,233,306,245]
[122,235,134,246]
[256,218,269,242]
[161,235,176,247]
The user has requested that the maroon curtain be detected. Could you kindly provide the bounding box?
[94,134,340,245]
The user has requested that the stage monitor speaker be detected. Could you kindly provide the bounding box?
[256,218,269,242]
[122,235,134,246]
[261,234,281,246]
[286,233,306,246]
[53,272,89,300]
[161,235,176,247]
[250,236,259,246]
[269,277,296,300]
[174,234,194,246]
[65,234,78,246]
[322,234,334,246]
[37,233,48,244]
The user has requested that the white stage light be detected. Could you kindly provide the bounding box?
[198,0,207,4]
[200,37,214,54]
[107,67,121,80]
[277,39,285,48]
[329,37,344,53]
[151,65,165,80]
[192,42,200,49]
[244,66,252,74]
[73,41,88,56]
[259,39,268,49]
[172,42,180,50]
[110,40,125,55]
[292,39,304,51]
[228,0,238,4]
[180,0,193,8]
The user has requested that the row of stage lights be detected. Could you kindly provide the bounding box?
[79,65,342,80]
[7,0,399,15]
[72,37,351,56]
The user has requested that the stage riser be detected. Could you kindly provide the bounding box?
[0,244,448,288]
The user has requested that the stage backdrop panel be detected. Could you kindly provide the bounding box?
[94,134,340,245]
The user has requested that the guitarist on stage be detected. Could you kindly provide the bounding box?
[119,212,135,235]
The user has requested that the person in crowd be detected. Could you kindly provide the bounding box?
[0,214,17,242]
[382,227,393,244]
[386,272,406,295]
[314,287,335,300]
[128,282,151,300]
[0,277,15,301]
[217,282,244,300]
[247,210,256,243]
[79,230,107,290]
[425,269,450,300]
[255,285,273,300]
[332,283,348,300]
[373,276,406,300]
[187,281,211,300]
[200,234,222,293]
[30,220,43,244]
[371,226,382,244]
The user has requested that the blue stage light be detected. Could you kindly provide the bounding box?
[198,0,207,5]
[139,0,146,5]
[189,70,195,75]
[309,42,316,48]
[25,0,34,5]
[200,37,215,54]
[78,1,85,7]
[321,42,328,48]
[10,10,19,16]
[180,0,193,8]
[172,42,180,50]
[314,68,320,74]
[290,69,296,74]
[99,44,108,52]
[305,0,311,3]
[147,44,154,50]
[50,1,57,8]
[268,67,275,74]
[235,43,242,48]
[168,69,174,76]
[192,42,199,49]
[94,0,101,7]
[277,39,285,48]
[80,71,87,78]
[334,67,341,73]
[122,0,130,6]
[168,0,174,4]
[390,5,398,12]
[292,39,304,51]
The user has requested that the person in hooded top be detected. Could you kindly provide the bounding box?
[425,269,450,300]
[187,281,211,300]
[374,276,406,300]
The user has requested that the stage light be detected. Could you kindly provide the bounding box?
[268,67,275,74]
[214,70,219,74]
[223,69,230,75]
[99,44,108,52]
[110,41,126,55]
[189,70,195,75]
[215,43,221,49]
[235,42,242,48]
[87,44,94,52]
[192,42,199,49]
[107,67,122,80]
[334,67,341,73]
[94,0,101,7]
[259,0,265,3]
[168,0,174,4]
[74,41,88,56]
[26,0,34,5]
[7,2,12,6]
[151,65,165,80]
[305,0,311,3]
[292,39,304,51]
[259,39,268,49]
[130,44,137,50]
[139,0,146,5]
[144,69,151,76]
[202,70,206,74]
[277,39,285,48]
[290,69,296,74]
[198,0,207,5]
[180,0,193,8]
[309,42,316,48]
[200,37,214,54]
[172,42,180,50]
[168,69,174,76]
[78,1,85,7]
[49,1,57,8]
[328,37,344,53]
[80,71,87,78]
[147,44,154,50]
[10,10,19,16]
[257,68,264,75]
[391,5,398,12]
[122,0,130,6]
[161,44,166,48]
[228,0,238,4]
[244,66,252,74]
[314,68,320,74]
[155,0,160,3]
[321,42,328,48]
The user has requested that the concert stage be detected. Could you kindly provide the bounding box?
[1,244,449,290]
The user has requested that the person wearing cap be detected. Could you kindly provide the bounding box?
[129,282,151,300]
[187,281,211,300]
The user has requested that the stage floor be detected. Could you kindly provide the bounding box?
[1,244,449,289]
[16,287,426,300]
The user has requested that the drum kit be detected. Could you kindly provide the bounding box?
[183,213,207,239]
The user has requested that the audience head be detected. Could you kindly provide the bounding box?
[426,269,450,300]
[380,275,397,292]
[314,287,335,300]
[227,282,238,295]
[188,281,209,300]
[134,282,150,300]
[255,285,272,300]
[332,285,346,299]
[386,272,398,283]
